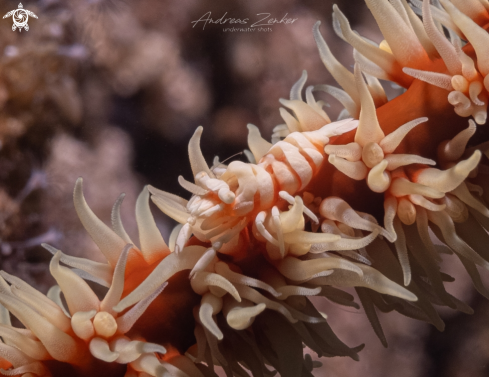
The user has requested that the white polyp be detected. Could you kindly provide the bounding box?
[278,196,304,233]
[416,150,481,192]
[312,21,360,106]
[130,354,168,377]
[190,271,241,302]
[290,70,307,101]
[0,326,49,361]
[0,340,34,369]
[282,229,341,245]
[309,117,359,140]
[247,124,272,164]
[199,293,223,340]
[111,337,167,365]
[328,154,368,180]
[89,337,119,363]
[313,84,359,118]
[384,154,436,170]
[469,81,485,106]
[279,191,318,224]
[440,0,489,76]
[379,117,428,154]
[364,71,388,107]
[71,310,96,341]
[411,0,463,36]
[149,185,190,225]
[324,142,362,162]
[279,107,301,133]
[255,212,279,246]
[367,160,391,193]
[473,105,488,125]
[0,362,50,377]
[223,299,266,330]
[93,311,118,339]
[354,64,385,146]
[311,229,379,252]
[439,120,477,162]
[319,197,384,235]
[234,284,297,323]
[1,270,67,316]
[178,176,208,196]
[277,256,363,281]
[456,46,478,80]
[306,86,331,120]
[189,248,217,279]
[279,99,331,132]
[101,244,131,314]
[397,198,417,225]
[428,210,489,269]
[204,177,233,199]
[383,196,398,242]
[333,5,402,85]
[277,285,322,300]
[46,285,70,318]
[221,161,258,211]
[364,0,429,68]
[353,49,391,82]
[73,178,127,267]
[448,91,473,117]
[189,126,214,179]
[362,142,384,168]
[409,194,446,212]
[422,0,462,75]
[111,193,134,245]
[451,75,469,92]
[402,67,453,91]
[49,251,100,314]
[390,178,444,198]
[393,217,412,286]
[41,243,113,288]
[174,223,192,254]
[0,290,82,363]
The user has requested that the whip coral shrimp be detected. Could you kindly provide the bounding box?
[1,0,489,376]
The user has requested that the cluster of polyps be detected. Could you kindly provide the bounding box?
[0,180,191,376]
[404,0,489,124]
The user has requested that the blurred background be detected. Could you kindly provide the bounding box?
[0,0,487,376]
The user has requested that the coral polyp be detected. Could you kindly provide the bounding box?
[1,0,489,376]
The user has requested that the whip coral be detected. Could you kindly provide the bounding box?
[1,0,489,376]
